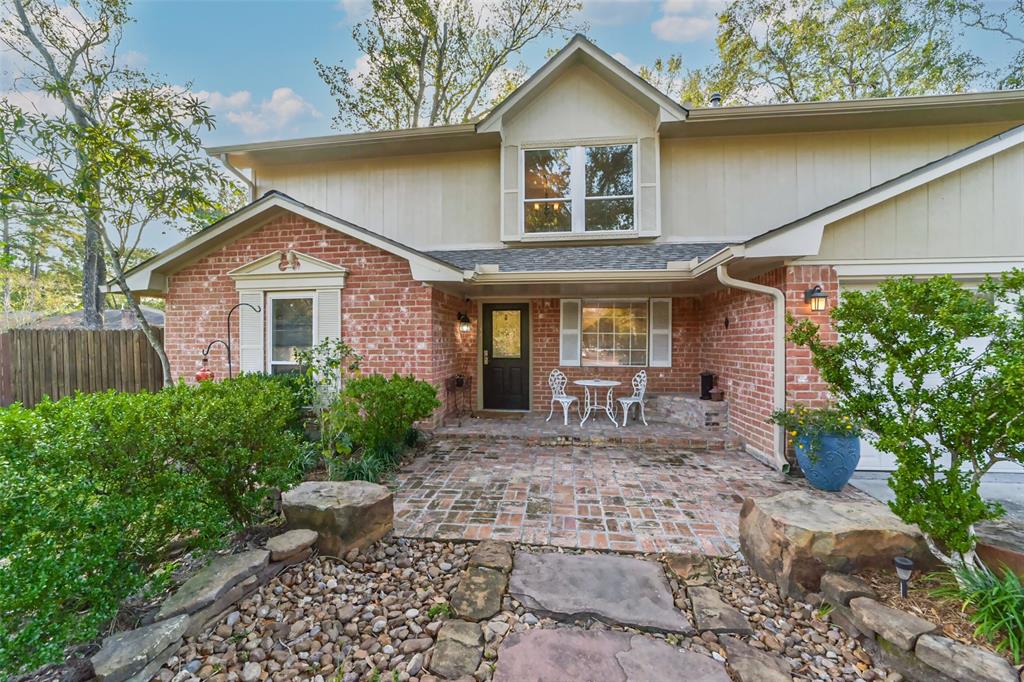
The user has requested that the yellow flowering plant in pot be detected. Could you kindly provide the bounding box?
[770,403,862,491]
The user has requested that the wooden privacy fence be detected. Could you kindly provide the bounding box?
[0,328,165,408]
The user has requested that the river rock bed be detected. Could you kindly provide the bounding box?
[148,534,896,682]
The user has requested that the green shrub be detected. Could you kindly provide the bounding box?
[0,374,305,675]
[932,565,1024,663]
[329,373,440,452]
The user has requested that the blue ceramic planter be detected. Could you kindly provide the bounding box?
[794,433,861,491]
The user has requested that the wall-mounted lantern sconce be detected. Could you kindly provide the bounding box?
[804,285,828,312]
[457,312,472,333]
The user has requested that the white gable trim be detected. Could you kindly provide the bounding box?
[124,192,464,295]
[744,124,1024,259]
[229,250,349,291]
[476,34,687,135]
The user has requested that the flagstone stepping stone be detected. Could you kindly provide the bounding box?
[266,528,318,561]
[468,539,513,573]
[688,586,753,635]
[157,550,269,620]
[508,551,693,633]
[282,480,393,557]
[91,615,189,682]
[428,620,483,679]
[665,552,714,586]
[493,629,731,682]
[720,635,793,682]
[451,565,507,621]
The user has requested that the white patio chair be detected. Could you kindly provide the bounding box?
[618,370,648,427]
[546,369,579,426]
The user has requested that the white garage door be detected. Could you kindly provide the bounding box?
[838,281,1023,474]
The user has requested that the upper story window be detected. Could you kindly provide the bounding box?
[523,143,635,235]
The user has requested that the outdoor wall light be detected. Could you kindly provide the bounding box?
[804,285,829,312]
[894,556,914,597]
[457,312,472,333]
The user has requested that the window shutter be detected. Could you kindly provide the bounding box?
[559,299,581,366]
[501,145,520,241]
[315,288,341,343]
[238,291,264,373]
[649,298,671,367]
[637,136,659,236]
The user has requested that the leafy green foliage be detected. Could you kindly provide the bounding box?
[329,374,440,453]
[314,0,585,130]
[317,374,439,483]
[427,602,453,619]
[0,375,306,675]
[788,273,1024,562]
[931,565,1024,663]
[640,0,1002,106]
[770,403,861,461]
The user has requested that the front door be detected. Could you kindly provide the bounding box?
[482,303,530,410]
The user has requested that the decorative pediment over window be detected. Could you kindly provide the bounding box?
[227,250,348,291]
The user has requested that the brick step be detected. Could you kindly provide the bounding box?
[431,423,742,452]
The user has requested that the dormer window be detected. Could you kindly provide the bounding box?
[523,143,635,235]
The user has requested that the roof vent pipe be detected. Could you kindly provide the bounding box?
[709,92,722,107]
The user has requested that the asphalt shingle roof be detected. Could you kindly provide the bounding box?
[425,242,734,272]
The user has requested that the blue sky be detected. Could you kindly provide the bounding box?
[119,0,1024,148]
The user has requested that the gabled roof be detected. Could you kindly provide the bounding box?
[476,34,687,134]
[122,191,464,295]
[744,123,1024,258]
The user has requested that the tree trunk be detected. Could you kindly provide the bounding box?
[1,211,10,315]
[97,226,173,386]
[81,210,105,329]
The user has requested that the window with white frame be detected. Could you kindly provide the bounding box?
[523,143,635,235]
[560,298,672,368]
[581,300,648,366]
[267,292,315,374]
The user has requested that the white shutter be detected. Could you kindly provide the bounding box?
[238,290,265,373]
[559,299,581,366]
[649,298,672,367]
[637,136,659,237]
[501,144,521,241]
[315,288,341,343]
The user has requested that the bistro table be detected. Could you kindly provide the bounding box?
[574,379,621,426]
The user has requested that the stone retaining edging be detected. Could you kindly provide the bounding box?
[819,571,1020,682]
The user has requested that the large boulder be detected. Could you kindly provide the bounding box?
[281,480,393,557]
[739,490,934,598]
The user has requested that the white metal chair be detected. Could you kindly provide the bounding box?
[618,370,648,427]
[546,369,579,426]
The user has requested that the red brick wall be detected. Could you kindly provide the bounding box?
[697,269,783,456]
[784,265,838,409]
[165,212,435,387]
[430,289,477,417]
[528,298,701,413]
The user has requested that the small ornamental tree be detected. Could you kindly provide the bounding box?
[789,273,1024,570]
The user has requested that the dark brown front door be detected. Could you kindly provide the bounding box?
[482,303,530,410]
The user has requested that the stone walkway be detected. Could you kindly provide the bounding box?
[393,438,865,555]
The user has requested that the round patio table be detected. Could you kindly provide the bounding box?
[574,379,621,427]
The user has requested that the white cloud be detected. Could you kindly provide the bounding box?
[349,53,372,82]
[651,14,714,41]
[611,52,640,72]
[651,0,722,42]
[336,0,371,21]
[197,87,320,138]
[1,89,66,116]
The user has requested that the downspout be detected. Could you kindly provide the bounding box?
[716,263,787,470]
[218,153,256,202]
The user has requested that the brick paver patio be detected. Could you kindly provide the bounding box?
[393,436,865,556]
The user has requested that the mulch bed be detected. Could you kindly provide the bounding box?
[859,568,1016,665]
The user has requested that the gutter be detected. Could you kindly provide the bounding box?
[218,153,256,201]
[716,262,787,469]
